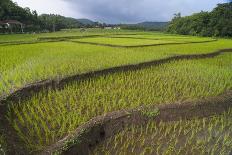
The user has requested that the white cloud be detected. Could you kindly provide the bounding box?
[13,0,83,18]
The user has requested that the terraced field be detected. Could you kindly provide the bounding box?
[0,29,232,154]
[6,53,232,151]
[0,33,231,97]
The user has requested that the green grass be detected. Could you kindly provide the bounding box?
[1,36,232,97]
[93,108,232,155]
[7,53,232,152]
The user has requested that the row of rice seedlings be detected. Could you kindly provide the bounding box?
[93,108,232,155]
[6,53,232,152]
[1,37,232,97]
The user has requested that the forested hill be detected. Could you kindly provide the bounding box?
[0,0,84,32]
[77,19,95,25]
[121,22,168,31]
[167,2,232,37]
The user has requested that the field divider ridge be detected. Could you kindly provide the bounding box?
[69,39,218,48]
[102,36,208,41]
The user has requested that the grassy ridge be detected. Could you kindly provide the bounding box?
[6,53,232,152]
[1,36,232,97]
[93,108,232,155]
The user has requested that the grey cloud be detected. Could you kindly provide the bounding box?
[63,0,227,23]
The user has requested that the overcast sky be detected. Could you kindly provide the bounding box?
[13,0,228,24]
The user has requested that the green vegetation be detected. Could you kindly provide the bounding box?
[1,0,232,154]
[141,108,160,118]
[0,135,6,155]
[93,108,232,155]
[0,29,231,154]
[7,53,232,152]
[37,14,83,32]
[0,0,40,32]
[167,2,232,37]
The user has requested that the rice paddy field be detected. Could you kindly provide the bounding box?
[0,29,232,154]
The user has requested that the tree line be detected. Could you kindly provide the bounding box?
[167,2,232,37]
[0,0,85,32]
[1,0,231,36]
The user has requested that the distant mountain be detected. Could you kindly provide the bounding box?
[137,22,168,29]
[77,19,95,25]
[121,21,168,31]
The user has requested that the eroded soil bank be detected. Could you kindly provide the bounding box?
[44,90,232,155]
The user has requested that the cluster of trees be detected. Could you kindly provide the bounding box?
[0,0,84,32]
[38,14,83,32]
[0,0,39,28]
[167,2,232,37]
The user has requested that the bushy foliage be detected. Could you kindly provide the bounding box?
[167,2,232,37]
